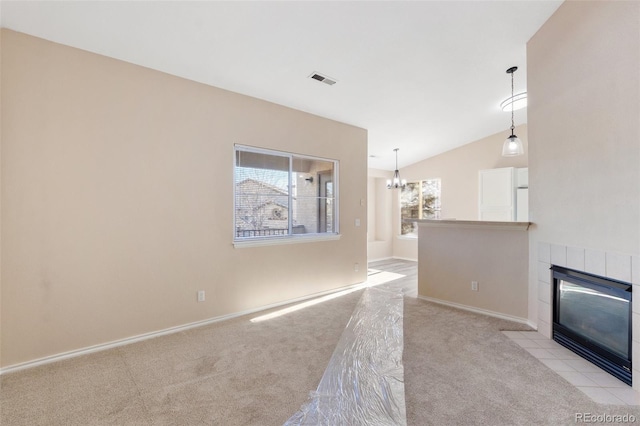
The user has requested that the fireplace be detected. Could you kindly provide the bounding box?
[552,265,632,385]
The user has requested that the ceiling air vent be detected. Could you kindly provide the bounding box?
[309,72,337,86]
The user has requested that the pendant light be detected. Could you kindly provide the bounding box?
[387,148,407,190]
[502,66,524,157]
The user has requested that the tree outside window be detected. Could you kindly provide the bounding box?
[400,179,441,236]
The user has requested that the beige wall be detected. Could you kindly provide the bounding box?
[401,124,528,221]
[418,222,529,321]
[0,24,3,368]
[371,125,528,261]
[367,168,393,261]
[0,30,368,367]
[527,1,640,325]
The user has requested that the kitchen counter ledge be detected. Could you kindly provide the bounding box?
[417,219,530,231]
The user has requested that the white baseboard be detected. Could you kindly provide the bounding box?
[0,281,368,375]
[367,256,393,263]
[391,256,417,262]
[367,256,417,263]
[417,295,530,326]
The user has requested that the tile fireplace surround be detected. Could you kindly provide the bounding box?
[536,242,640,391]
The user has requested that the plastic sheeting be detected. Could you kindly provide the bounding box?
[285,286,406,426]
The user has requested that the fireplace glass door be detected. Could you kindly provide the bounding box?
[557,279,629,359]
[552,265,632,385]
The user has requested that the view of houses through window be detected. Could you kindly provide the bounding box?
[234,146,337,240]
[400,179,441,236]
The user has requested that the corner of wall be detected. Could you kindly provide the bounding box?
[526,0,640,334]
[367,169,394,261]
[0,25,4,369]
[1,30,368,367]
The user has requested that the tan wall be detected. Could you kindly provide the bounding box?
[0,24,3,368]
[401,125,528,221]
[418,222,529,320]
[527,1,640,325]
[0,30,368,367]
[379,125,528,261]
[367,168,393,261]
[367,177,376,242]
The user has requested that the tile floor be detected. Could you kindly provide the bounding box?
[503,330,640,405]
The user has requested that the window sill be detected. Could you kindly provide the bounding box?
[396,235,418,240]
[234,233,341,248]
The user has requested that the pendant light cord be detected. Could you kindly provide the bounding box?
[510,70,515,136]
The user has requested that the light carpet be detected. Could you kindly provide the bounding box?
[2,260,640,425]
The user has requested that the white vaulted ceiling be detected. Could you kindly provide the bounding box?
[1,1,562,170]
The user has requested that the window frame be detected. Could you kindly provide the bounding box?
[233,144,340,247]
[400,178,441,238]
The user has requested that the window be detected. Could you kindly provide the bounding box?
[234,145,338,241]
[400,179,441,236]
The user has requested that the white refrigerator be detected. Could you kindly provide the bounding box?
[516,188,529,222]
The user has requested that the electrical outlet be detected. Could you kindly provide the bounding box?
[197,290,205,302]
[471,281,478,292]
[355,263,359,272]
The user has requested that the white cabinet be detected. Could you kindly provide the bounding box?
[479,167,515,221]
[479,167,529,222]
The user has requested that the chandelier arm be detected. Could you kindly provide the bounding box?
[387,148,406,190]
